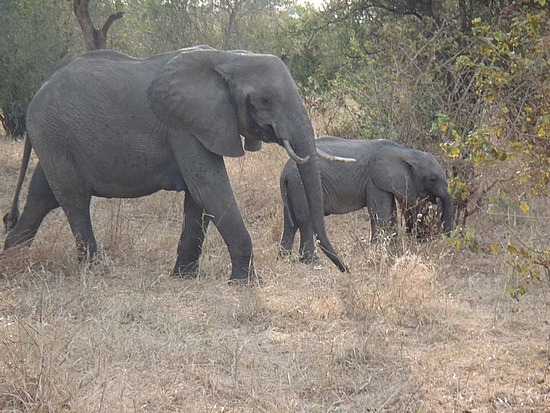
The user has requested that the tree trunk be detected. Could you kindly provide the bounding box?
[73,0,124,51]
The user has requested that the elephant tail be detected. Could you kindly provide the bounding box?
[3,134,32,231]
[280,173,298,233]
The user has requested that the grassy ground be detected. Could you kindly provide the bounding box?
[0,138,548,412]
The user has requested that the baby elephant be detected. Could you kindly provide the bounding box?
[279,136,453,262]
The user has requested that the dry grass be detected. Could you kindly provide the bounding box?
[0,138,548,412]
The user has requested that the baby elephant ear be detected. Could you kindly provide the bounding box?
[371,146,417,204]
[147,49,244,157]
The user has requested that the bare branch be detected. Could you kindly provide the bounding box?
[101,11,124,35]
[72,0,123,50]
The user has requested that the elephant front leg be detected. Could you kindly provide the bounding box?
[217,215,256,283]
[170,135,257,283]
[173,193,211,277]
[367,189,398,242]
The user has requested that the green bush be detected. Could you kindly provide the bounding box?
[0,1,79,138]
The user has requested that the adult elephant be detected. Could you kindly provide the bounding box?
[279,136,453,262]
[3,46,349,282]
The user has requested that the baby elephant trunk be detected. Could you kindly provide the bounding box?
[440,194,453,235]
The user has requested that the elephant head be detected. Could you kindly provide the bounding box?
[148,48,347,271]
[371,144,453,234]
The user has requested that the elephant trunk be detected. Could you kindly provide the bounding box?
[441,194,454,235]
[288,126,348,272]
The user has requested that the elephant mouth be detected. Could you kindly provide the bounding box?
[245,95,277,142]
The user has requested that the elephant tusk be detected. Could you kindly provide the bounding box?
[283,140,311,164]
[317,149,356,163]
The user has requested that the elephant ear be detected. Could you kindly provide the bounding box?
[371,146,417,204]
[147,49,244,157]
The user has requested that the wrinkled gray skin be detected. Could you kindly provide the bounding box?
[279,136,453,262]
[3,46,348,281]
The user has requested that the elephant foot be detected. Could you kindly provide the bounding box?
[171,262,200,279]
[277,249,293,261]
[3,210,19,232]
[73,249,111,276]
[299,253,321,265]
[228,274,263,286]
[228,260,263,286]
[84,259,111,276]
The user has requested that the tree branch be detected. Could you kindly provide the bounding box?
[72,0,123,51]
[101,11,124,35]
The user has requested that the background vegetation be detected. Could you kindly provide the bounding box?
[0,0,548,410]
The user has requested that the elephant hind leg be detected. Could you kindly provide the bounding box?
[173,193,211,277]
[39,161,97,262]
[4,163,60,250]
[278,203,298,259]
[62,201,96,262]
[56,191,96,261]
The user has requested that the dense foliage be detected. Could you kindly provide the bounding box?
[0,1,79,136]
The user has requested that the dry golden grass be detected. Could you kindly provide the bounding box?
[0,138,548,412]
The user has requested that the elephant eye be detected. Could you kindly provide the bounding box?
[261,96,272,107]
